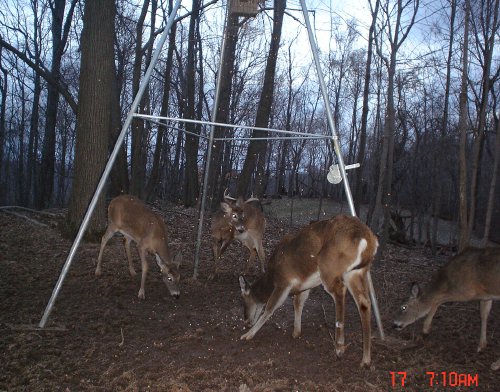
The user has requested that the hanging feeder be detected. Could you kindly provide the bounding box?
[229,0,263,16]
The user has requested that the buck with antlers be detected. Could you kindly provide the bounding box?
[211,190,266,275]
[239,214,378,367]
[393,247,500,370]
[95,194,181,300]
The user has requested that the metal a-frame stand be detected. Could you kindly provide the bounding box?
[39,0,384,341]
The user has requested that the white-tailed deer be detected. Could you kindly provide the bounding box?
[95,195,181,299]
[211,191,266,274]
[238,215,378,367]
[393,247,500,364]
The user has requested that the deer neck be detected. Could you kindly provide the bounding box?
[251,273,275,304]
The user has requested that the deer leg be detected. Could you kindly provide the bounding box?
[478,299,492,352]
[220,239,232,255]
[245,248,256,273]
[323,277,347,357]
[210,242,221,279]
[422,304,440,336]
[344,269,372,368]
[211,239,232,278]
[124,236,137,277]
[292,290,310,338]
[241,286,291,340]
[137,247,149,300]
[257,240,266,272]
[95,224,116,276]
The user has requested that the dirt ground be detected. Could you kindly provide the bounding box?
[0,201,499,392]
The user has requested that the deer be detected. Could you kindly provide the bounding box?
[393,247,500,366]
[95,194,181,300]
[211,190,266,275]
[238,214,378,367]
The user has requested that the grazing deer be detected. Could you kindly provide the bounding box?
[95,194,181,299]
[238,215,378,367]
[211,191,266,274]
[393,247,500,356]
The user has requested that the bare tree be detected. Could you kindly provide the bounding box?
[237,0,286,197]
[482,107,500,245]
[458,0,471,251]
[430,0,457,254]
[371,0,419,253]
[355,0,379,216]
[183,0,202,207]
[466,0,499,240]
[130,0,151,198]
[67,0,115,238]
[37,0,77,208]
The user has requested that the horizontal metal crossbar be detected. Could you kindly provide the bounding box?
[133,113,334,140]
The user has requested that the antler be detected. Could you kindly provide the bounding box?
[223,188,237,202]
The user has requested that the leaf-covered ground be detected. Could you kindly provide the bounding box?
[0,200,498,391]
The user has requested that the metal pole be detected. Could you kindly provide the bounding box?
[193,4,231,278]
[299,0,385,340]
[39,0,183,328]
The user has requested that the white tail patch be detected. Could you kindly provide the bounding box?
[346,238,368,272]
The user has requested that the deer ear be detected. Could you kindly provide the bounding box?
[410,282,420,298]
[155,254,165,270]
[239,275,250,295]
[173,252,182,267]
[221,202,231,213]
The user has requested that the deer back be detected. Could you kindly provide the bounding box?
[108,195,172,264]
[394,247,500,329]
[421,247,500,301]
[248,215,377,297]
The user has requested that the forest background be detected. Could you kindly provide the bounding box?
[0,0,499,253]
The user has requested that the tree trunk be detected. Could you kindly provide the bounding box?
[354,0,379,216]
[372,0,419,254]
[466,0,499,240]
[183,0,201,207]
[237,0,286,198]
[146,0,177,202]
[130,0,150,198]
[482,112,500,246]
[458,0,471,251]
[206,13,239,209]
[67,0,115,239]
[108,51,130,197]
[37,0,77,209]
[431,0,456,254]
[0,51,7,204]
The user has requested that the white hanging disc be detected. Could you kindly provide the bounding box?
[327,164,342,184]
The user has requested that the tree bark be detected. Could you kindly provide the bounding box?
[130,0,150,198]
[146,0,177,202]
[237,0,286,198]
[355,0,379,216]
[466,0,499,240]
[458,0,471,251]
[431,0,456,253]
[37,0,77,209]
[206,13,239,209]
[481,110,500,245]
[67,0,115,239]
